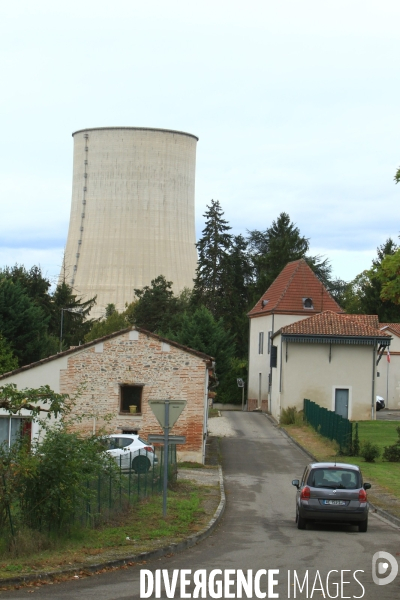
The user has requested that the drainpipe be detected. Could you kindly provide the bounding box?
[371,341,376,420]
[268,313,275,413]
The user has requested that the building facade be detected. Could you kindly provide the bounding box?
[0,328,214,463]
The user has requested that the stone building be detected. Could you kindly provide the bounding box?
[0,327,214,463]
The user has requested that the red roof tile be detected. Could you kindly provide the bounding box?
[348,314,380,329]
[380,323,400,336]
[279,311,391,338]
[248,259,342,317]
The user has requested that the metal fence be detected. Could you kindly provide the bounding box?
[303,399,353,454]
[2,444,177,537]
[74,444,177,529]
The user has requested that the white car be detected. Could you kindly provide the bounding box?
[103,434,158,473]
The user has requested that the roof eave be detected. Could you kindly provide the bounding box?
[279,334,392,346]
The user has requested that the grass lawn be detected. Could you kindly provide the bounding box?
[0,481,219,582]
[282,420,400,518]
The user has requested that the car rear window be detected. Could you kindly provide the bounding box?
[102,437,134,450]
[308,468,360,489]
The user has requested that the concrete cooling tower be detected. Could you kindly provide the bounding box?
[62,127,198,318]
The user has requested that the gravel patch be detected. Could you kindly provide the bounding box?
[208,415,236,437]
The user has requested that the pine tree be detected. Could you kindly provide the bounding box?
[51,281,97,350]
[192,200,233,317]
[248,212,309,296]
[0,276,49,366]
[0,335,18,374]
[131,275,180,334]
[168,306,235,400]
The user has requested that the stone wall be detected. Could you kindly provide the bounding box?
[60,330,208,462]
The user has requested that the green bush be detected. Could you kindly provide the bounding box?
[0,424,117,540]
[383,426,400,462]
[360,440,380,463]
[280,406,303,425]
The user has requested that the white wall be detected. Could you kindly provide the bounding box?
[376,331,400,409]
[0,356,69,442]
[248,313,314,409]
[272,336,375,421]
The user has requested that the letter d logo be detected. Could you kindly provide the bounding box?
[372,551,398,586]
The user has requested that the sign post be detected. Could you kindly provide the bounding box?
[148,400,186,517]
[237,378,245,411]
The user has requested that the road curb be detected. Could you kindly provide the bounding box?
[267,413,400,530]
[0,466,226,588]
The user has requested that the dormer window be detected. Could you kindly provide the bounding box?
[302,297,313,309]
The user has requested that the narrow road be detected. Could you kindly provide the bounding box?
[2,413,399,599]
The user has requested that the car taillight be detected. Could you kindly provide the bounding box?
[300,486,311,500]
[358,489,367,502]
[143,446,154,453]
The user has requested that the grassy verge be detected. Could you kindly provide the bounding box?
[208,408,220,418]
[0,480,219,581]
[282,420,400,518]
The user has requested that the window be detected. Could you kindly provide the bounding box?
[0,417,31,447]
[302,297,314,309]
[258,332,264,354]
[120,385,143,414]
[270,345,278,368]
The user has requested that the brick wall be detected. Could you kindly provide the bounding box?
[247,398,269,412]
[60,331,208,462]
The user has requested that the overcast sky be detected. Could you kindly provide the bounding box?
[1,0,399,287]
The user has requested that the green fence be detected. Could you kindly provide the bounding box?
[3,444,177,537]
[303,399,353,454]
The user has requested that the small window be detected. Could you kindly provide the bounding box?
[258,332,264,354]
[302,297,313,309]
[120,385,143,414]
[270,345,278,368]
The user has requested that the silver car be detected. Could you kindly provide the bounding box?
[292,462,371,532]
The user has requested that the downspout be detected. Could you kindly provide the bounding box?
[202,364,210,464]
[371,341,376,420]
[268,312,275,413]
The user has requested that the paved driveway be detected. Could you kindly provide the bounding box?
[377,409,400,421]
[1,413,399,599]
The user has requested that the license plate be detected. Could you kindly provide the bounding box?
[323,499,346,506]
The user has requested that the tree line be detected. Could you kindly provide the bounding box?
[1,202,400,402]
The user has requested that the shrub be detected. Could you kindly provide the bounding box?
[0,423,118,540]
[383,426,400,462]
[360,440,380,463]
[280,406,303,425]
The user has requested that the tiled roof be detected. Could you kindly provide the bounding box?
[279,311,391,338]
[248,259,342,317]
[348,314,380,329]
[380,323,400,337]
[0,327,214,381]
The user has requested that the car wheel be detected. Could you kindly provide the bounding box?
[132,456,151,474]
[358,518,368,533]
[297,512,307,530]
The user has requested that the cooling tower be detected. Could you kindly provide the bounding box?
[62,127,198,318]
